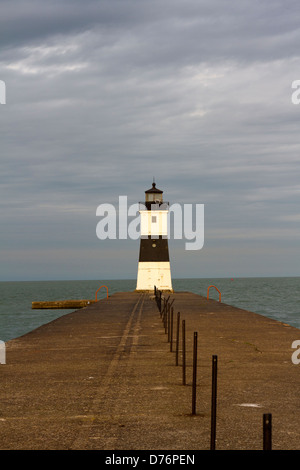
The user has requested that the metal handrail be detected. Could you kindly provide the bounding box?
[95,285,109,301]
[207,285,221,302]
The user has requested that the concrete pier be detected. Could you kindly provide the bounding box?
[1,291,299,450]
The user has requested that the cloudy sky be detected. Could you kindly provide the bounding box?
[1,0,300,281]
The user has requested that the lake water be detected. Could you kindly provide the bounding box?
[0,277,299,342]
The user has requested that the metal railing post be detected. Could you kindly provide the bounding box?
[263,414,272,450]
[192,332,198,415]
[182,320,186,385]
[210,355,218,450]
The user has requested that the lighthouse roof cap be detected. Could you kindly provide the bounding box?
[145,182,163,194]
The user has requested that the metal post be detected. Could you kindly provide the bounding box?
[263,413,272,450]
[168,305,171,342]
[176,312,180,366]
[210,355,218,450]
[161,297,164,318]
[162,298,166,323]
[163,296,170,325]
[192,332,198,415]
[167,299,174,342]
[182,320,186,385]
[164,302,169,333]
[170,307,174,352]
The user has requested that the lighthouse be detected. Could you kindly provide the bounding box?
[136,181,173,292]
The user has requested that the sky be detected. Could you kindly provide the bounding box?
[0,0,300,281]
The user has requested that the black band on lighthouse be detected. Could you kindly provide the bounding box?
[139,236,170,262]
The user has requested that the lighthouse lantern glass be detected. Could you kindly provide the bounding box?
[145,192,162,203]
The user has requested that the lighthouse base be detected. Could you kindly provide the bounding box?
[136,261,173,292]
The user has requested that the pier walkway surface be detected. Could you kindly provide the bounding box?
[1,291,300,450]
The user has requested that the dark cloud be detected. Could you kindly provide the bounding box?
[0,0,300,280]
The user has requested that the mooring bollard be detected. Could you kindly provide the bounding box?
[263,413,272,450]
[210,355,218,450]
[192,331,198,415]
[182,320,186,385]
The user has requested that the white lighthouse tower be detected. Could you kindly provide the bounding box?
[136,181,173,292]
